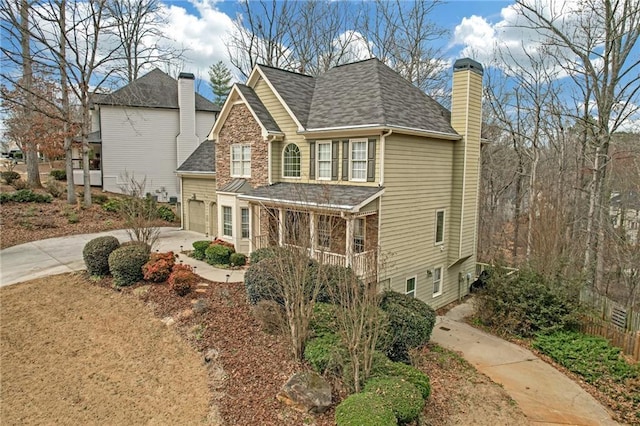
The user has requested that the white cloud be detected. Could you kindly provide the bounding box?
[453,15,495,60]
[159,0,236,82]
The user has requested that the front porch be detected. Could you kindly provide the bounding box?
[252,207,378,279]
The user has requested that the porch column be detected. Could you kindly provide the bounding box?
[309,211,316,259]
[345,216,353,268]
[278,208,284,246]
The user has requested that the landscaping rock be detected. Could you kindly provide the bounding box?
[276,371,332,414]
[161,316,175,326]
[204,348,219,363]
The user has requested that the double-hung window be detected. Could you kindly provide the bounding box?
[317,142,331,180]
[231,144,251,177]
[223,206,233,237]
[406,277,416,298]
[353,218,365,253]
[241,207,250,239]
[432,267,442,297]
[435,209,445,245]
[350,139,367,181]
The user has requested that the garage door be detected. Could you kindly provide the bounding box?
[188,200,205,234]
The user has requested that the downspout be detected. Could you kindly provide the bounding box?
[380,129,392,186]
[179,176,184,230]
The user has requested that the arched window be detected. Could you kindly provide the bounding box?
[283,143,301,177]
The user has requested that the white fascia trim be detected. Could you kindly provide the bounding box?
[248,66,305,131]
[175,171,216,177]
[352,189,385,213]
[300,124,461,140]
[239,195,354,212]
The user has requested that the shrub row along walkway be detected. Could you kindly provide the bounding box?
[0,227,245,287]
[432,302,618,425]
[0,229,617,425]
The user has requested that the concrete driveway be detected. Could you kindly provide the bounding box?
[0,228,244,286]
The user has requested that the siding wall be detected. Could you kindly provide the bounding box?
[181,175,217,236]
[101,106,215,199]
[379,133,474,309]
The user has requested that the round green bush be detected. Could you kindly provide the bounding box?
[156,205,176,222]
[49,169,66,180]
[249,247,280,264]
[370,354,431,399]
[192,240,211,260]
[335,392,397,426]
[101,198,121,213]
[108,245,150,287]
[310,303,339,335]
[229,252,247,266]
[316,264,360,304]
[1,171,20,185]
[379,291,436,362]
[83,236,120,276]
[304,332,344,374]
[244,258,282,305]
[205,244,232,265]
[364,377,424,424]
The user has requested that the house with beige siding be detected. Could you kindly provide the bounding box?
[178,58,483,309]
[77,69,219,200]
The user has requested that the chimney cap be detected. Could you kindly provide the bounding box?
[178,72,195,80]
[453,58,484,76]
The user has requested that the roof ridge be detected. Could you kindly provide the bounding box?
[333,57,379,68]
[256,64,314,78]
[372,60,387,125]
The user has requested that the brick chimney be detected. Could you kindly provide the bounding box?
[176,72,199,168]
[449,58,484,262]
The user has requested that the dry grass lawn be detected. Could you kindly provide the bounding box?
[0,274,213,425]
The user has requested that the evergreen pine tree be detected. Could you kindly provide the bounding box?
[208,61,232,106]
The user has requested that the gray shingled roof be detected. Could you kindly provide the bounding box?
[257,58,456,135]
[256,66,315,127]
[236,84,281,133]
[95,68,219,112]
[240,183,383,212]
[219,178,252,194]
[176,141,215,173]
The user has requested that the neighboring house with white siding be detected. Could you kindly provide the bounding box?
[77,69,219,201]
[177,58,483,309]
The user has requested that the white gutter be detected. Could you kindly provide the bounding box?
[380,129,392,186]
[300,124,460,141]
[267,137,272,185]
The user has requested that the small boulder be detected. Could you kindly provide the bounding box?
[277,371,332,414]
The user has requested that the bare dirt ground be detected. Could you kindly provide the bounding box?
[0,274,214,425]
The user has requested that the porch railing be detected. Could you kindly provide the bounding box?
[252,234,375,278]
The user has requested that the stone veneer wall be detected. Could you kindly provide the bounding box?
[216,103,268,190]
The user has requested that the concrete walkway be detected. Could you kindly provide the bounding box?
[0,228,245,287]
[431,300,619,425]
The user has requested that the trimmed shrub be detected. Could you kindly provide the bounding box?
[156,205,176,222]
[370,354,431,399]
[49,169,66,180]
[310,303,339,336]
[192,240,211,260]
[205,244,233,265]
[244,258,282,305]
[364,377,424,424]
[142,251,176,282]
[475,267,581,337]
[316,264,360,304]
[211,238,235,251]
[120,240,152,254]
[229,252,247,266]
[249,247,280,264]
[102,198,121,212]
[304,332,344,374]
[83,236,120,276]
[335,392,397,426]
[44,179,64,198]
[108,245,150,286]
[0,189,52,204]
[168,264,198,296]
[1,171,20,185]
[379,291,436,363]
